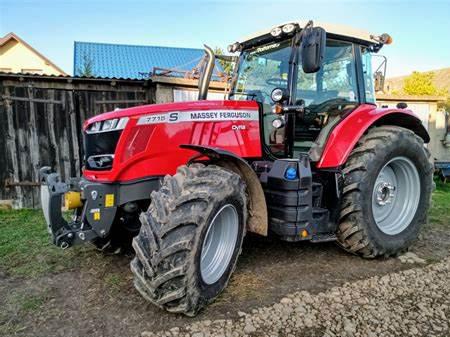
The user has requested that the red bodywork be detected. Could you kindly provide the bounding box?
[316,104,427,168]
[83,100,426,182]
[83,100,262,182]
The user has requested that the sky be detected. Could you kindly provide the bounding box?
[1,0,449,77]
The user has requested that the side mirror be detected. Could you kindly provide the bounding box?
[301,27,326,74]
[374,71,385,92]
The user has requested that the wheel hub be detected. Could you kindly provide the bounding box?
[375,182,396,206]
[372,156,421,235]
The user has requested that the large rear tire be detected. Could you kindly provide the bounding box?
[337,126,433,258]
[130,164,247,316]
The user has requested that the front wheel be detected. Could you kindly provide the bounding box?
[130,164,247,316]
[338,126,433,258]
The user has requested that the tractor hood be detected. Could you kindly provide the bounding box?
[82,100,262,183]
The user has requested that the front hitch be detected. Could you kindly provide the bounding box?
[39,167,98,248]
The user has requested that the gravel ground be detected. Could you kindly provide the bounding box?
[142,256,450,337]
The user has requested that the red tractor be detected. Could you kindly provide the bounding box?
[40,21,433,316]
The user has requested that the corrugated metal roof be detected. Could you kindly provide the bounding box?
[74,41,219,79]
[0,72,227,89]
[0,71,146,81]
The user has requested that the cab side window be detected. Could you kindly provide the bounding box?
[361,47,376,104]
[297,39,358,106]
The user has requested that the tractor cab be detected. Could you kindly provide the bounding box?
[225,21,390,160]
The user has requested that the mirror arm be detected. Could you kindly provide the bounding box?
[282,104,305,114]
[286,20,313,105]
[373,55,387,92]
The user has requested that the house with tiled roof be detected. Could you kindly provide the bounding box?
[73,41,221,79]
[0,32,67,75]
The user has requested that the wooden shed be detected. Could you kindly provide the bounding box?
[0,73,226,208]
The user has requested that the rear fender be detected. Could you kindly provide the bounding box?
[181,144,268,236]
[317,105,430,168]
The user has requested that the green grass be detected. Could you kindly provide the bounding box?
[104,272,126,294]
[429,179,450,230]
[0,209,94,278]
[0,181,449,279]
[0,288,53,336]
[13,292,51,312]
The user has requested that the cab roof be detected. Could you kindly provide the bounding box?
[239,21,382,45]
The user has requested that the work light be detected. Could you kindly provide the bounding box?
[282,24,295,34]
[227,42,241,53]
[270,27,282,37]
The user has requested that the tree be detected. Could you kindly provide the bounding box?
[403,71,439,96]
[213,47,234,76]
[77,54,94,77]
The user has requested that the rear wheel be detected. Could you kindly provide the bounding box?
[337,126,433,258]
[130,164,247,316]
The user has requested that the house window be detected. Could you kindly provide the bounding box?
[21,68,43,74]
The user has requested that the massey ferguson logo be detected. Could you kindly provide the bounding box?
[137,110,259,125]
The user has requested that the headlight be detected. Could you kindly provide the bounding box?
[282,24,295,34]
[270,27,282,37]
[90,122,102,133]
[86,117,128,134]
[101,118,118,131]
[272,118,285,129]
[271,88,286,102]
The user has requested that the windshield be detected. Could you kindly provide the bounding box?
[230,37,360,158]
[230,40,291,104]
[231,38,358,106]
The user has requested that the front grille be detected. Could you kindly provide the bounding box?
[83,130,122,170]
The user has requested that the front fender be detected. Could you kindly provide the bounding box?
[181,144,268,236]
[316,104,430,168]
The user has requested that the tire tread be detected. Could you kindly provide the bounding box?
[131,164,246,316]
[337,126,433,258]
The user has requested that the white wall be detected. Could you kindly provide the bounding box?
[173,89,225,102]
[377,101,429,130]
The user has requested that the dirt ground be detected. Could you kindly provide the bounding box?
[1,221,450,337]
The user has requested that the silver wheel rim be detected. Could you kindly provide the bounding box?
[200,204,239,285]
[372,156,420,235]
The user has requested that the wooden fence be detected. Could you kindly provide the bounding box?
[0,74,153,208]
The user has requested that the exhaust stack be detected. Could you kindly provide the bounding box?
[198,45,215,100]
